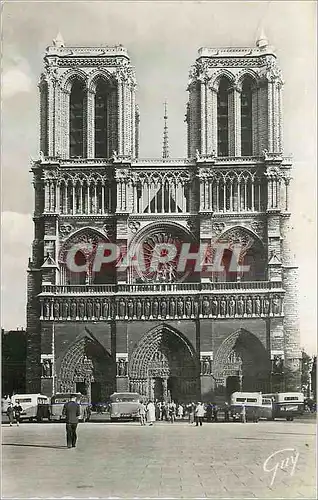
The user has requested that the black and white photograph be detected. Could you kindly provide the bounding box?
[1,1,316,498]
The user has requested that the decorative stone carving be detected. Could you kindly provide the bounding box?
[60,224,73,236]
[42,358,52,378]
[272,355,284,374]
[212,222,225,236]
[117,358,127,376]
[128,221,140,233]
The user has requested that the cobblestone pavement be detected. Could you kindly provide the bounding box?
[2,420,316,499]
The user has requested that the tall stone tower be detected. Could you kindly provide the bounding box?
[26,33,301,403]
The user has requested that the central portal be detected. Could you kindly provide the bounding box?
[129,325,199,403]
[153,378,164,400]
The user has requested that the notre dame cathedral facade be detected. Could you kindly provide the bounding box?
[26,32,301,404]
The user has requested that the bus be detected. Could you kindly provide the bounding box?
[50,393,91,422]
[109,392,142,421]
[230,392,273,421]
[263,392,304,421]
[11,394,51,422]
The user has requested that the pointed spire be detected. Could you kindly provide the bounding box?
[162,100,169,159]
[256,27,269,49]
[53,32,65,48]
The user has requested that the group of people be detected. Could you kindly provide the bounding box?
[6,402,23,426]
[137,400,211,426]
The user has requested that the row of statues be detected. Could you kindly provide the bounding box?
[41,295,282,321]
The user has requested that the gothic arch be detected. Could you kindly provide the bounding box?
[61,69,88,92]
[58,226,110,263]
[210,70,235,90]
[213,328,270,392]
[88,70,116,92]
[236,70,259,91]
[217,225,264,250]
[214,328,266,368]
[130,220,195,248]
[58,334,115,401]
[129,324,199,401]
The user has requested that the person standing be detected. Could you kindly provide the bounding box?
[13,403,23,427]
[138,401,146,426]
[224,402,230,422]
[189,403,195,424]
[62,395,80,448]
[177,404,184,420]
[146,400,156,426]
[6,403,14,426]
[195,402,205,426]
[241,404,247,423]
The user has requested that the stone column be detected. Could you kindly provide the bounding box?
[228,85,241,156]
[200,81,207,155]
[87,88,95,158]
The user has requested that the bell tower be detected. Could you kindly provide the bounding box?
[39,34,138,159]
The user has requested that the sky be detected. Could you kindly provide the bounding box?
[1,0,317,353]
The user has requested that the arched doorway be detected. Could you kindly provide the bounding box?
[58,335,116,404]
[129,324,199,403]
[214,328,270,401]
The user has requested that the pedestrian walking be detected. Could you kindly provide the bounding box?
[13,403,23,426]
[169,402,176,423]
[195,402,205,426]
[177,404,184,420]
[146,400,156,426]
[224,402,230,422]
[6,403,14,426]
[189,403,195,424]
[62,395,80,448]
[241,404,246,423]
[138,401,146,426]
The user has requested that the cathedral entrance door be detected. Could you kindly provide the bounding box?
[76,381,87,395]
[91,382,101,406]
[168,376,178,402]
[226,376,241,401]
[153,378,164,401]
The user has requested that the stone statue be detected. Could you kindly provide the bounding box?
[71,301,77,319]
[272,355,284,374]
[177,298,184,317]
[53,301,60,319]
[237,296,244,316]
[86,300,93,319]
[220,297,226,316]
[143,299,149,318]
[272,296,281,315]
[170,299,176,318]
[118,359,126,376]
[196,149,200,161]
[95,301,101,319]
[185,298,192,317]
[255,296,261,315]
[212,298,218,316]
[78,301,85,319]
[263,297,270,315]
[152,299,159,317]
[161,299,167,318]
[112,150,118,161]
[102,300,109,319]
[202,297,210,316]
[128,299,134,318]
[193,301,199,317]
[119,299,126,318]
[42,359,52,377]
[229,297,235,316]
[203,357,210,375]
[45,300,51,318]
[246,297,253,315]
[63,300,69,319]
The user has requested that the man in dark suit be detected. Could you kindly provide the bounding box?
[62,395,80,448]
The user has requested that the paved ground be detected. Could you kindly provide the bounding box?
[2,420,316,499]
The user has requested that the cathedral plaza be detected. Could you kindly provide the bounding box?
[26,32,301,405]
[2,420,316,498]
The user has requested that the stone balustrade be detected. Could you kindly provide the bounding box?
[41,280,282,295]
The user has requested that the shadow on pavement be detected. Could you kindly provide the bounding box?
[3,443,67,449]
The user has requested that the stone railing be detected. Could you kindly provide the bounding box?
[39,290,284,322]
[41,280,282,296]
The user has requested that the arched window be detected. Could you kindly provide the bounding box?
[217,78,231,157]
[95,80,108,158]
[70,80,85,158]
[241,78,253,156]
